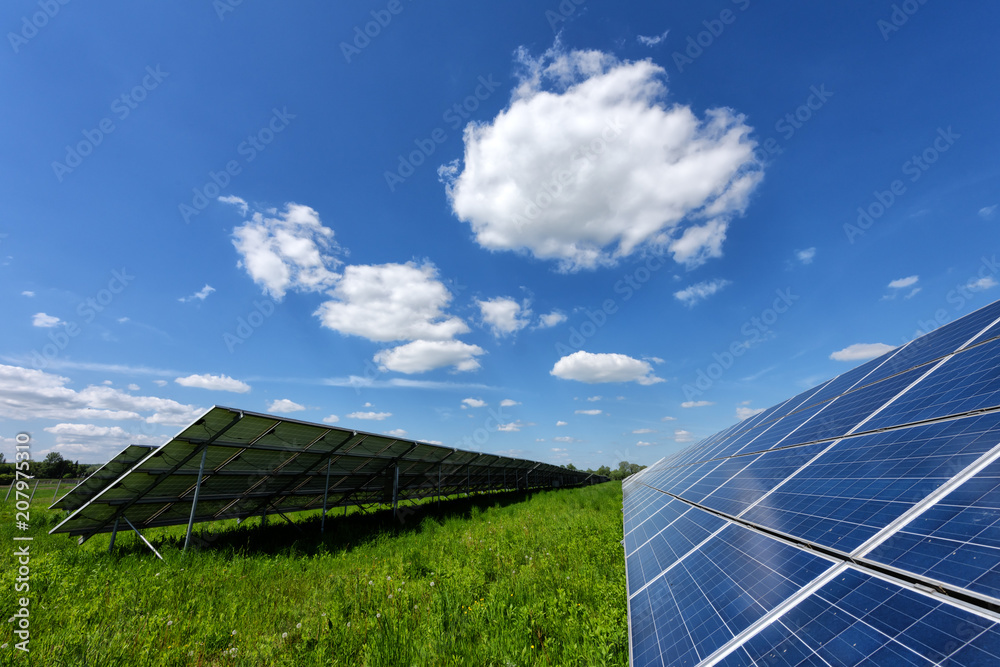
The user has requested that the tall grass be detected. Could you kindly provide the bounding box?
[1,482,626,666]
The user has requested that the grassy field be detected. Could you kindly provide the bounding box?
[1,482,627,666]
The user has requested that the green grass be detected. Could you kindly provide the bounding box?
[1,482,627,666]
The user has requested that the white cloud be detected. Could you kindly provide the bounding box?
[736,406,766,420]
[497,421,525,432]
[500,399,521,407]
[179,284,216,303]
[556,420,568,426]
[575,409,602,415]
[979,205,997,219]
[387,428,408,437]
[268,399,306,413]
[586,395,602,402]
[373,339,485,374]
[440,44,761,272]
[175,373,251,393]
[637,30,669,47]
[888,275,919,289]
[553,436,580,443]
[551,351,664,385]
[674,429,695,443]
[796,248,816,265]
[551,447,568,452]
[681,400,714,408]
[219,194,249,215]
[0,364,203,426]
[153,380,168,387]
[674,279,731,307]
[966,276,998,292]
[478,297,531,337]
[661,416,677,421]
[21,291,35,297]
[537,311,567,328]
[830,343,895,362]
[41,423,164,458]
[462,398,487,408]
[636,441,655,447]
[32,312,61,328]
[322,415,340,424]
[633,428,656,434]
[127,384,140,391]
[347,411,392,420]
[232,202,342,300]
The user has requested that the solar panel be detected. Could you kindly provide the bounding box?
[51,406,605,547]
[624,298,1000,666]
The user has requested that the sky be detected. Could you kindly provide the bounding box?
[2,1,998,470]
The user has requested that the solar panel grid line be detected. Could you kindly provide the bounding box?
[733,440,841,521]
[700,562,851,667]
[627,517,731,601]
[851,439,1000,559]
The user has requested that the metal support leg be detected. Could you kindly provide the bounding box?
[52,479,62,500]
[122,516,163,561]
[437,465,442,508]
[392,464,399,520]
[183,447,209,552]
[108,516,120,553]
[28,479,39,504]
[4,482,12,502]
[321,456,333,534]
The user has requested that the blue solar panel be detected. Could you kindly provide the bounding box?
[867,456,1000,602]
[716,567,1000,667]
[862,336,1000,432]
[741,413,1000,553]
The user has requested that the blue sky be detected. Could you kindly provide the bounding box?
[2,1,998,469]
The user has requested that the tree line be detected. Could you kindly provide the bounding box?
[0,451,98,486]
[565,460,646,481]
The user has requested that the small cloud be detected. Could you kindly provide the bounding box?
[575,409,602,415]
[674,279,731,307]
[681,401,714,408]
[904,287,922,299]
[347,411,392,420]
[537,311,567,328]
[269,399,306,413]
[127,384,140,391]
[586,396,602,402]
[478,297,531,337]
[101,380,113,386]
[556,420,568,426]
[500,399,521,407]
[637,30,669,47]
[497,422,525,432]
[795,248,816,265]
[646,357,665,365]
[424,440,444,445]
[888,275,919,290]
[175,373,251,393]
[32,312,61,328]
[636,441,655,447]
[661,416,677,422]
[553,436,580,443]
[551,447,568,453]
[966,276,998,292]
[117,317,130,323]
[323,415,340,424]
[153,380,168,387]
[462,398,486,409]
[551,351,664,385]
[387,428,408,437]
[979,205,997,219]
[674,429,694,443]
[736,406,766,420]
[179,284,216,303]
[632,428,656,434]
[21,291,35,297]
[219,195,249,215]
[830,343,895,362]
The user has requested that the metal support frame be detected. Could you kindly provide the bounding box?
[392,464,400,519]
[52,479,62,500]
[183,447,209,552]
[108,516,120,553]
[321,456,333,534]
[122,516,163,561]
[3,482,12,502]
[28,479,39,504]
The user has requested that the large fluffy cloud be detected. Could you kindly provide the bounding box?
[440,44,762,271]
[373,340,484,374]
[550,351,664,385]
[231,202,342,300]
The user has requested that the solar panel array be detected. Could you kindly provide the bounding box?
[623,299,1000,666]
[51,406,603,543]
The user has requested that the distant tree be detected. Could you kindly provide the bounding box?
[0,451,5,465]
[596,465,611,478]
[565,463,577,471]
[38,452,71,479]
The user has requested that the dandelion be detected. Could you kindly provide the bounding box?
[231,630,237,636]
[282,632,288,639]
[155,572,161,577]
[321,612,327,617]
[0,644,7,649]
[368,580,373,586]
[388,594,393,599]
[376,613,381,619]
[296,622,302,629]
[387,576,391,581]
[430,582,435,587]
[347,622,351,628]
[167,621,173,627]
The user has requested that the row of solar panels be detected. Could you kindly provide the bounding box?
[51,406,604,542]
[624,298,1000,666]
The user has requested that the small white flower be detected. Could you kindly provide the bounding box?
[282,632,288,639]
[430,582,435,587]
[167,621,173,627]
[388,594,393,599]
[1,644,7,649]
[376,613,381,619]
[321,612,327,617]
[231,630,237,636]
[368,580,373,585]
[387,576,391,581]
[296,622,302,629]
[346,622,351,628]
